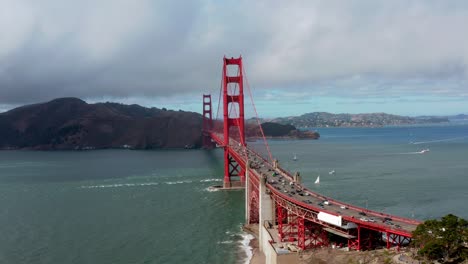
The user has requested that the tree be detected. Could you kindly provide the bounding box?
[412,214,468,263]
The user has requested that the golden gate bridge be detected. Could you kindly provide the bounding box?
[202,56,421,254]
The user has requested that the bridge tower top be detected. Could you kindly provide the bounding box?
[223,56,245,146]
[202,94,214,148]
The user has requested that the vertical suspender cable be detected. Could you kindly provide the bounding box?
[243,66,273,163]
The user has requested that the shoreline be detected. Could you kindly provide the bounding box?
[242,224,264,264]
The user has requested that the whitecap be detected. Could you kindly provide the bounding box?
[164,180,191,185]
[199,178,222,183]
[239,233,254,264]
[217,240,234,244]
[204,186,220,192]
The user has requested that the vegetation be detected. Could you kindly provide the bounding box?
[265,112,450,128]
[411,214,468,263]
[258,122,320,139]
[260,122,296,137]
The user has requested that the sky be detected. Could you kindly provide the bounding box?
[1,0,468,117]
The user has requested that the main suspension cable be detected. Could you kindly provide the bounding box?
[243,65,273,163]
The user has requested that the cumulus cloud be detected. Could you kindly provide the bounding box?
[0,0,468,105]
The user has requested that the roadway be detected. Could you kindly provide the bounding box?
[210,132,421,238]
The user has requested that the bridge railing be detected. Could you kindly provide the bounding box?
[210,131,421,226]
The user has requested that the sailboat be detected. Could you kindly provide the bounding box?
[293,153,297,161]
[314,175,320,184]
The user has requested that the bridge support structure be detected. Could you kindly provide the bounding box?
[202,94,215,149]
[222,56,246,188]
[275,201,329,250]
[258,175,274,251]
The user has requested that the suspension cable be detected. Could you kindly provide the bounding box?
[243,65,273,163]
[215,60,225,123]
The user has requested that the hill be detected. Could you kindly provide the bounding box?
[259,122,319,139]
[0,98,203,150]
[266,112,449,128]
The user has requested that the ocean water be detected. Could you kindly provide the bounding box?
[1,124,467,263]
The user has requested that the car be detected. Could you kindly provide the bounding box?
[368,218,376,222]
[340,205,348,209]
[323,200,330,205]
[384,217,392,221]
[359,212,366,216]
[304,192,310,196]
[360,217,368,222]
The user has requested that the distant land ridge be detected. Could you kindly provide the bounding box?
[257,112,451,128]
[0,98,203,150]
[256,122,320,139]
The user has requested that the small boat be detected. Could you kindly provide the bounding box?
[314,175,320,184]
[293,153,297,161]
[419,148,430,154]
[329,170,335,175]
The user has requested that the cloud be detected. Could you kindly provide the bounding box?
[1,0,468,105]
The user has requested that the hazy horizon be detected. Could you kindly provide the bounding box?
[1,97,466,119]
[1,1,468,116]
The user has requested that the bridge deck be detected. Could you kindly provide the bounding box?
[210,132,421,237]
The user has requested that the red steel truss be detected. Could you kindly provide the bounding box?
[276,200,329,250]
[222,56,246,187]
[202,56,421,252]
[202,94,214,149]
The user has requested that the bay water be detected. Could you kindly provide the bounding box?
[1,124,467,263]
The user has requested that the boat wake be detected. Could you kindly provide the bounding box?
[81,178,222,189]
[394,148,430,155]
[411,136,468,145]
[80,182,159,189]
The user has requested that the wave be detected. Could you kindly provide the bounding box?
[239,233,254,264]
[217,240,235,244]
[199,178,222,183]
[164,180,192,185]
[80,182,159,189]
[204,186,220,192]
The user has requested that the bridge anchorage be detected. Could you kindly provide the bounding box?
[202,56,421,259]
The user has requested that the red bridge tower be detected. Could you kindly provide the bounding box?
[222,56,246,188]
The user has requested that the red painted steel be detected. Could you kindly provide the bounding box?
[222,56,246,187]
[202,56,422,251]
[277,202,285,240]
[202,94,214,148]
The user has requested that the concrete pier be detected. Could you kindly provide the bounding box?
[258,175,274,253]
